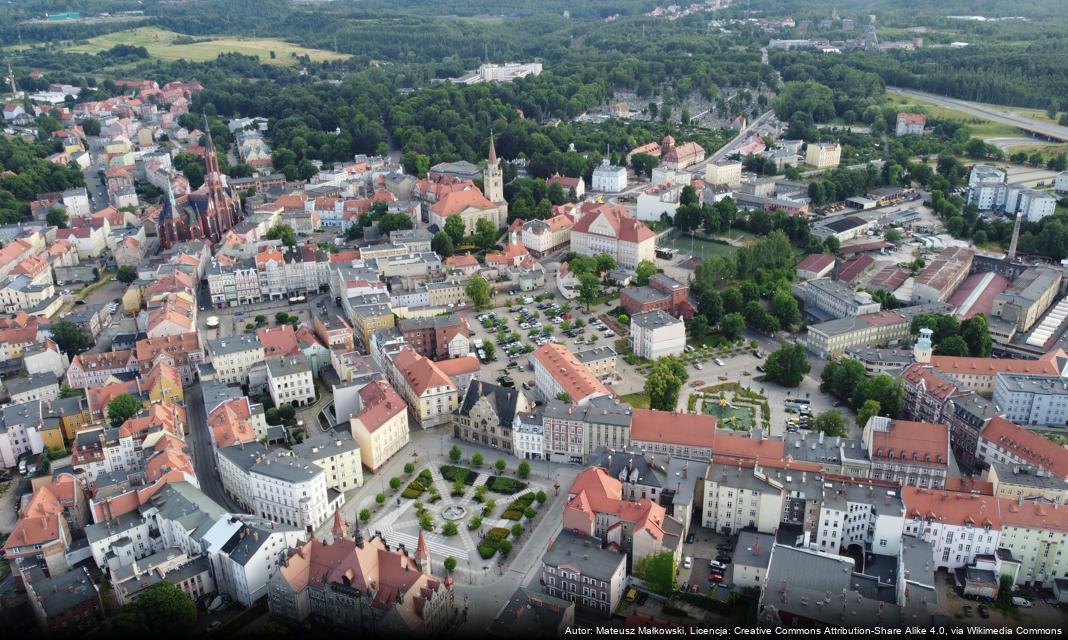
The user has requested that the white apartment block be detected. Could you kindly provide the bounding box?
[291,432,364,492]
[512,412,545,460]
[1055,172,1068,195]
[999,501,1068,588]
[902,488,1001,571]
[993,374,1068,428]
[591,159,627,193]
[208,335,265,385]
[630,310,686,360]
[203,515,307,607]
[266,356,315,408]
[251,450,339,531]
[705,160,742,188]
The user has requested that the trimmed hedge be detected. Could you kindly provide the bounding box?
[478,544,496,559]
[401,488,422,499]
[477,527,512,559]
[501,509,523,520]
[486,476,528,494]
[440,465,479,485]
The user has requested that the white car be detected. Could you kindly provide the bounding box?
[519,323,530,330]
[1012,597,1032,608]
[604,330,615,338]
[683,556,692,569]
[714,358,725,366]
[694,363,704,370]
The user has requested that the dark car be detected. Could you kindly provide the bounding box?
[962,605,973,617]
[685,533,695,544]
[978,605,989,619]
[636,592,648,606]
[716,543,734,552]
[715,555,732,565]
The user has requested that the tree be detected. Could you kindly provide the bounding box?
[46,207,69,229]
[389,477,402,491]
[431,231,454,257]
[770,288,801,329]
[483,342,496,360]
[577,273,600,311]
[535,490,547,504]
[720,312,745,340]
[443,522,459,536]
[359,508,371,522]
[278,404,296,421]
[634,260,658,286]
[813,410,849,437]
[517,461,531,478]
[475,218,498,251]
[856,375,905,419]
[444,556,458,573]
[444,214,466,245]
[376,493,386,504]
[820,358,867,405]
[645,356,689,411]
[631,152,658,178]
[688,315,710,340]
[595,253,617,274]
[511,523,525,538]
[857,399,882,429]
[635,551,676,596]
[934,335,969,356]
[960,315,992,357]
[449,444,462,462]
[114,582,196,636]
[266,223,297,247]
[472,452,484,467]
[466,274,492,310]
[401,151,429,178]
[49,320,92,357]
[116,265,138,284]
[556,392,572,402]
[404,462,415,474]
[495,458,506,472]
[498,539,513,556]
[107,393,142,428]
[763,343,810,387]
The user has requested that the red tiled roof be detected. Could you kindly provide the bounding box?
[352,379,406,433]
[869,420,949,465]
[980,416,1068,479]
[903,487,1000,528]
[903,364,959,401]
[257,325,301,358]
[796,253,835,274]
[1000,498,1068,532]
[630,409,719,451]
[393,348,456,397]
[930,348,1067,378]
[428,187,496,216]
[532,343,608,402]
[572,204,654,245]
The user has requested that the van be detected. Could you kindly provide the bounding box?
[1012,597,1032,608]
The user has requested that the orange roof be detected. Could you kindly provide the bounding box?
[870,420,948,465]
[564,467,673,542]
[444,254,478,267]
[629,409,718,451]
[532,343,608,402]
[572,203,654,244]
[256,249,284,269]
[999,498,1068,532]
[145,441,194,483]
[435,355,480,377]
[351,379,405,433]
[209,398,257,448]
[135,331,201,367]
[929,348,1067,378]
[117,402,185,439]
[428,186,496,216]
[86,379,142,415]
[257,325,301,358]
[981,416,1068,479]
[903,487,1000,529]
[903,364,959,402]
[4,485,63,551]
[392,348,456,397]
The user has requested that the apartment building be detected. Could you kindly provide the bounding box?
[918,346,1068,396]
[389,348,458,428]
[348,379,409,471]
[207,334,265,385]
[976,415,1068,481]
[705,159,742,188]
[290,431,363,492]
[201,515,306,607]
[902,487,1001,570]
[541,529,626,617]
[65,349,139,389]
[530,343,610,405]
[250,449,341,531]
[542,396,634,464]
[630,309,686,360]
[863,417,949,489]
[999,500,1068,588]
[792,278,881,321]
[397,314,470,360]
[266,356,315,408]
[805,142,841,169]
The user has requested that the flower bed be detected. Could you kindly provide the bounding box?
[485,476,528,495]
[477,527,511,559]
[501,509,523,520]
[440,464,479,485]
[402,479,428,499]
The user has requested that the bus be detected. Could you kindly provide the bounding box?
[288,295,307,305]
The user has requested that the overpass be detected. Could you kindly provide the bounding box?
[890,88,1068,143]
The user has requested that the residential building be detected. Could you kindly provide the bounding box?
[291,431,364,492]
[207,334,265,385]
[202,515,306,607]
[563,467,684,567]
[522,213,574,257]
[111,547,215,605]
[976,415,1068,481]
[268,529,456,634]
[266,356,315,408]
[0,400,48,469]
[967,164,1008,210]
[903,361,962,425]
[490,588,575,639]
[591,158,628,193]
[251,449,340,531]
[731,530,775,589]
[135,332,204,385]
[993,373,1068,428]
[542,396,634,463]
[917,346,1068,396]
[1006,186,1057,222]
[992,265,1061,332]
[573,346,617,380]
[3,477,75,583]
[348,379,409,472]
[23,340,69,379]
[998,500,1068,588]
[805,142,841,169]
[792,278,881,321]
[902,487,1001,570]
[513,411,545,461]
[629,410,720,461]
[569,203,655,270]
[984,462,1068,504]
[389,348,458,428]
[895,112,926,136]
[398,315,470,360]
[630,310,686,360]
[863,417,949,489]
[547,174,585,199]
[7,372,60,404]
[452,380,530,454]
[619,273,692,319]
[541,529,626,617]
[635,182,684,222]
[24,567,103,635]
[530,343,610,405]
[704,160,742,188]
[802,310,915,359]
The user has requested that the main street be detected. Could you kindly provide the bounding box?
[184,382,243,513]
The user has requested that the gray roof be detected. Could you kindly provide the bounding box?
[1,399,43,432]
[208,333,262,357]
[542,529,625,582]
[251,449,324,483]
[733,530,774,569]
[291,430,360,463]
[588,447,662,490]
[267,355,311,378]
[221,516,299,566]
[996,372,1068,395]
[218,444,278,473]
[490,587,573,637]
[990,461,1068,491]
[541,396,634,427]
[573,346,616,364]
[7,371,59,396]
[783,431,866,467]
[85,510,145,544]
[997,265,1061,308]
[201,379,243,416]
[148,482,226,542]
[26,567,100,618]
[398,314,464,331]
[901,537,935,587]
[622,285,671,305]
[631,309,684,330]
[455,380,524,428]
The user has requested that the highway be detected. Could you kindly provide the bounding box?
[890,87,1068,142]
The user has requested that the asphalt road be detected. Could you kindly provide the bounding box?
[184,383,243,513]
[890,87,1068,142]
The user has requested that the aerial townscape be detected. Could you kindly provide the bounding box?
[2,0,1068,638]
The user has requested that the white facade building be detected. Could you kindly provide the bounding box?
[512,412,545,460]
[630,310,686,360]
[203,515,307,607]
[266,356,315,407]
[591,159,628,193]
[250,450,339,532]
[992,374,1068,428]
[902,487,1001,571]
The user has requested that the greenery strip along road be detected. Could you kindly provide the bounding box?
[889,88,1068,143]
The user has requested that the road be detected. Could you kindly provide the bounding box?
[889,87,1068,142]
[184,383,243,513]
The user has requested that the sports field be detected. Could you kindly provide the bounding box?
[65,26,349,66]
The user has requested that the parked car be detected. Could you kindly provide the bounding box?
[1012,597,1032,608]
[709,573,724,583]
[694,363,703,370]
[685,533,695,544]
[709,561,726,572]
[714,358,725,366]
[962,605,973,617]
[978,605,989,619]
[715,555,732,565]
[683,556,692,569]
[716,542,735,552]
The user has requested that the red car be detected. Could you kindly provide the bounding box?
[709,573,724,583]
[562,313,572,319]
